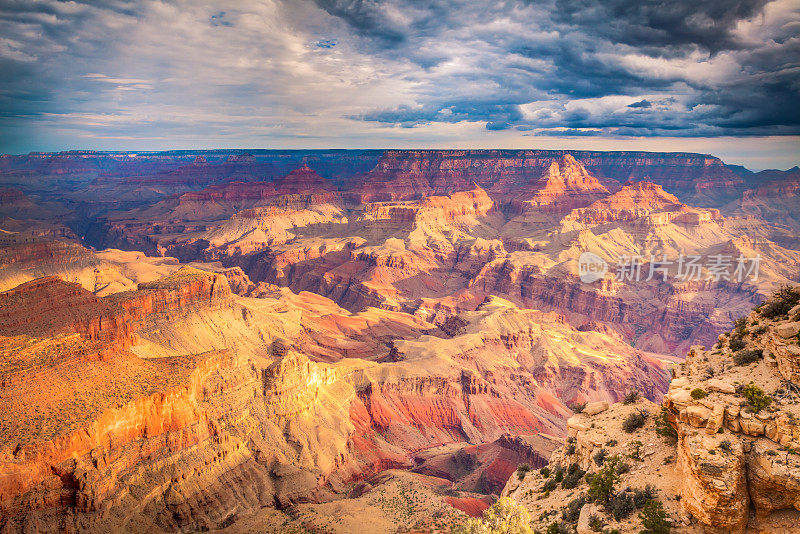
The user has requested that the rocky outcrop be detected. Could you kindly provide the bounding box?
[508,155,609,213]
[661,287,800,532]
[500,287,800,534]
[354,149,745,204]
[564,181,720,226]
[0,267,230,352]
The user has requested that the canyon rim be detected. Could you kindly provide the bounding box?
[0,1,799,533]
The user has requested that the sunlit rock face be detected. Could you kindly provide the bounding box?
[0,149,797,532]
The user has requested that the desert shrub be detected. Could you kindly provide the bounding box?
[617,461,631,474]
[729,335,746,351]
[733,316,748,335]
[627,440,643,461]
[622,410,647,433]
[594,448,609,466]
[553,468,564,483]
[540,466,551,478]
[742,383,772,412]
[562,463,586,489]
[654,407,678,442]
[761,285,800,319]
[623,390,640,405]
[545,521,571,534]
[454,496,534,534]
[610,491,636,521]
[588,514,604,532]
[733,349,762,366]
[639,499,672,534]
[542,478,557,492]
[517,464,531,480]
[562,494,586,522]
[690,388,707,400]
[720,440,732,453]
[606,439,617,447]
[587,455,621,504]
[633,485,657,508]
[569,401,587,413]
[566,444,576,455]
[752,325,767,336]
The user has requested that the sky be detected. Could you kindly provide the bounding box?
[0,0,799,169]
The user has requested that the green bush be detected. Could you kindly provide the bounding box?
[733,316,748,335]
[622,410,647,433]
[623,390,641,405]
[588,514,604,532]
[654,407,678,442]
[587,455,621,504]
[690,388,707,399]
[562,494,586,522]
[562,463,586,489]
[594,448,609,466]
[570,401,587,413]
[742,383,772,412]
[761,285,800,319]
[610,491,636,520]
[729,335,746,351]
[542,478,557,492]
[517,464,531,480]
[633,485,657,508]
[553,468,564,483]
[733,349,762,366]
[545,521,571,534]
[540,466,551,478]
[639,499,672,534]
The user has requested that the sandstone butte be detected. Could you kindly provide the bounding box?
[0,149,797,533]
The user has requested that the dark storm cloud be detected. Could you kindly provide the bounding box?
[552,0,771,53]
[319,0,799,136]
[0,0,797,153]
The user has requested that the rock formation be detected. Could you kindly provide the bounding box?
[0,149,797,533]
[500,285,800,534]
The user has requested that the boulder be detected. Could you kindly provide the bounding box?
[775,322,800,339]
[576,503,600,534]
[706,404,725,435]
[583,401,609,416]
[567,415,591,435]
[706,378,736,395]
[686,405,712,427]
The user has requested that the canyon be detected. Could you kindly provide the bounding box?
[0,149,797,533]
[502,284,800,533]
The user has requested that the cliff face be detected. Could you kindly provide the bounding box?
[84,154,800,356]
[354,149,744,205]
[661,288,800,533]
[735,167,800,232]
[0,267,672,533]
[501,285,800,534]
[0,267,230,351]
